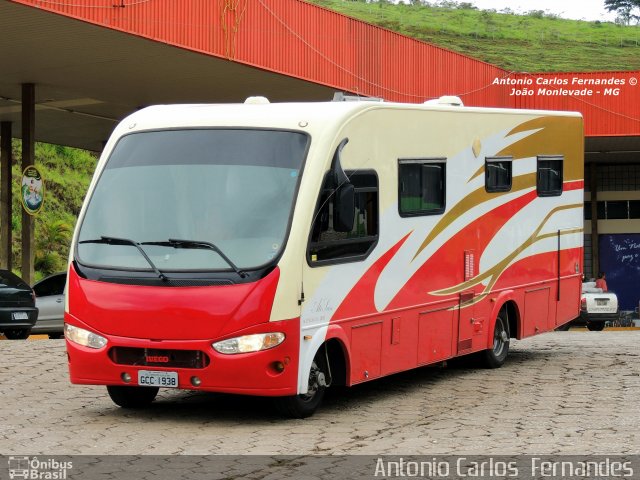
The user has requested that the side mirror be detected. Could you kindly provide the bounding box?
[331,138,350,188]
[333,183,355,232]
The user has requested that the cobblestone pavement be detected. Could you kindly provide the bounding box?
[0,332,638,456]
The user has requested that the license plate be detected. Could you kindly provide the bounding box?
[137,370,178,388]
[12,312,28,320]
[596,299,608,306]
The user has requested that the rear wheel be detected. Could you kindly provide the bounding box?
[107,386,159,408]
[4,329,31,340]
[587,322,605,332]
[480,310,510,368]
[555,323,571,331]
[274,354,327,418]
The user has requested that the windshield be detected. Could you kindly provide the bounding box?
[77,129,309,271]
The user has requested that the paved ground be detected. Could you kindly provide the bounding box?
[0,331,638,455]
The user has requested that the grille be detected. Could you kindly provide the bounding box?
[98,277,233,287]
[109,347,210,369]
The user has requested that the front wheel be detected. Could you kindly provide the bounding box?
[587,322,605,332]
[3,329,31,340]
[273,355,327,418]
[479,310,510,368]
[107,385,159,408]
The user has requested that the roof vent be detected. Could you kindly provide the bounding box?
[424,95,464,107]
[332,92,383,102]
[244,96,270,105]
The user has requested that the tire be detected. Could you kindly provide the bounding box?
[48,333,63,339]
[555,323,571,331]
[274,354,327,418]
[587,322,605,332]
[4,329,31,340]
[107,385,159,408]
[479,310,510,368]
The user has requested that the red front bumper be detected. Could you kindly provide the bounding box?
[65,314,300,397]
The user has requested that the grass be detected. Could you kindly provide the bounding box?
[306,0,640,72]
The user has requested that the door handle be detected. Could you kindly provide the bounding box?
[56,298,63,303]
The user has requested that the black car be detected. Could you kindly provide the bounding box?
[0,269,38,339]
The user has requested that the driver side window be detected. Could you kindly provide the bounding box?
[308,170,379,265]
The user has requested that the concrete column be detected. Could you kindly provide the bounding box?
[21,83,35,284]
[1,122,12,270]
[589,161,599,279]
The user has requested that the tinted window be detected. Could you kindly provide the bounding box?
[584,201,606,220]
[485,157,512,192]
[33,273,66,297]
[606,201,628,219]
[597,201,606,219]
[587,200,640,220]
[537,156,563,197]
[308,171,378,265]
[398,159,446,216]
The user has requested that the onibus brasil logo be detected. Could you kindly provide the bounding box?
[7,457,72,479]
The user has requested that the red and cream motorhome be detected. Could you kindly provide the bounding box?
[64,96,583,417]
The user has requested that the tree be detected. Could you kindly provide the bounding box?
[34,219,72,276]
[604,0,640,25]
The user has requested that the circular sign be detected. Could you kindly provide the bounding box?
[21,165,45,215]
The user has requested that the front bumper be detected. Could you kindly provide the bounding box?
[65,317,300,397]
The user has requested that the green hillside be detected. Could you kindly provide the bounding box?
[9,141,95,281]
[307,0,640,72]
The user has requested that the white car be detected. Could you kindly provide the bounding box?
[31,272,66,339]
[559,281,619,331]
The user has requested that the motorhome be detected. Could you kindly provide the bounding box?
[64,96,584,417]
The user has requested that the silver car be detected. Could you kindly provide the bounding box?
[32,272,66,339]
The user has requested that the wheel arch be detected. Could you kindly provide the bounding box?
[324,325,351,386]
[488,291,522,342]
[299,324,352,394]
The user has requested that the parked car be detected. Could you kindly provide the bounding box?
[32,272,66,339]
[0,269,38,339]
[580,281,619,331]
[557,281,619,331]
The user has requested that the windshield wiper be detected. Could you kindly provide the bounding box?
[79,236,168,282]
[142,239,247,278]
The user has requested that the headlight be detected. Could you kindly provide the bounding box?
[212,332,285,355]
[64,323,108,349]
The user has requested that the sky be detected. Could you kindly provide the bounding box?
[468,0,618,22]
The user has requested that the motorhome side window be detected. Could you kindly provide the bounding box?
[537,155,563,197]
[398,158,446,216]
[308,171,379,264]
[485,156,512,192]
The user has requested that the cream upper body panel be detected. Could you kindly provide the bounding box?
[271,104,582,323]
